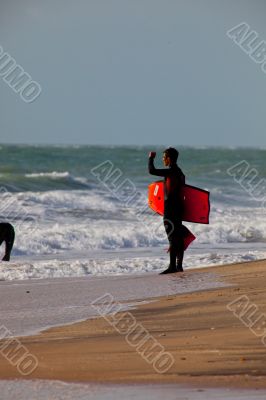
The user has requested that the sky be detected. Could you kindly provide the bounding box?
[0,0,266,147]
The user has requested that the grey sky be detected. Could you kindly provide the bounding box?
[0,0,266,146]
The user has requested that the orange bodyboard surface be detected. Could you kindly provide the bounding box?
[148,181,210,224]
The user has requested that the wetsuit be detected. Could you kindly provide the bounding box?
[148,157,185,271]
[0,223,15,261]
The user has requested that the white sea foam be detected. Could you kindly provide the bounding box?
[8,193,266,252]
[1,187,266,280]
[0,248,265,281]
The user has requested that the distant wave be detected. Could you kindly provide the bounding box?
[0,172,91,192]
[25,171,70,179]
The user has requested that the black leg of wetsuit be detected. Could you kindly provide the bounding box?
[160,218,185,275]
[172,233,184,272]
[175,225,184,271]
[1,223,15,262]
[160,218,178,274]
[176,242,184,272]
[170,245,178,269]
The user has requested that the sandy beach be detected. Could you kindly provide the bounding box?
[1,259,266,393]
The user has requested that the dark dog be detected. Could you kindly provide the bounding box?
[0,223,15,261]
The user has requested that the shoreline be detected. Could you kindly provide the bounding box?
[1,260,266,389]
[2,242,266,281]
[0,266,228,339]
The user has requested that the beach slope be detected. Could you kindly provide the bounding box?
[1,260,266,389]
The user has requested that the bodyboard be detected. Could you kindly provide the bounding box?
[182,225,196,250]
[148,181,210,224]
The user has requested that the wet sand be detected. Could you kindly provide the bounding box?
[0,380,265,400]
[1,260,266,390]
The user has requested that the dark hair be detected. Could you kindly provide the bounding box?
[163,147,179,163]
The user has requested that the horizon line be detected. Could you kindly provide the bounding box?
[0,143,266,150]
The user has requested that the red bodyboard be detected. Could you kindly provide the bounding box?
[182,225,196,250]
[148,181,210,224]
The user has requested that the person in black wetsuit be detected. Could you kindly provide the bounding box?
[0,222,15,261]
[148,148,185,274]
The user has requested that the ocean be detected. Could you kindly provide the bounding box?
[0,144,266,280]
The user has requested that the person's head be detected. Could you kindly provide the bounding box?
[163,147,179,167]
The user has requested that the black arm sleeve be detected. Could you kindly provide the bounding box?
[148,157,169,177]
